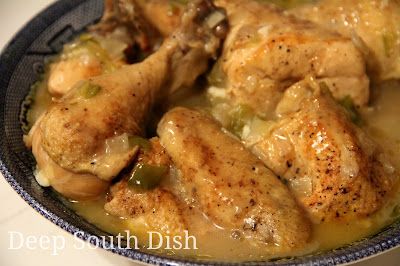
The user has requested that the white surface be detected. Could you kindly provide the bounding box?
[0,1,399,266]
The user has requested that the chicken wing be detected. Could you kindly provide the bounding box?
[244,78,396,222]
[105,138,188,236]
[291,0,400,81]
[157,107,311,250]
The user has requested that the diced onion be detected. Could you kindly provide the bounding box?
[205,11,226,29]
[208,86,227,99]
[211,103,232,128]
[378,153,395,174]
[380,0,389,9]
[290,177,312,197]
[105,133,130,154]
[351,31,369,57]
[97,34,128,61]
[128,136,151,150]
[257,25,271,38]
[242,117,275,145]
[340,147,360,178]
[34,169,51,187]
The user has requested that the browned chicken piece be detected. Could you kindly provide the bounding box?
[105,138,188,236]
[244,78,396,223]
[135,0,185,37]
[25,116,109,200]
[48,0,160,97]
[291,0,400,81]
[213,0,369,116]
[27,0,228,199]
[90,0,160,50]
[47,51,104,97]
[157,107,311,251]
[130,0,370,114]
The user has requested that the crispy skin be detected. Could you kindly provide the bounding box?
[248,81,396,222]
[157,107,311,251]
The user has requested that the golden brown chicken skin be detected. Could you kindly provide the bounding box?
[48,0,159,97]
[215,0,369,116]
[292,0,400,81]
[132,0,370,114]
[37,0,228,181]
[245,79,397,223]
[26,0,228,200]
[135,0,184,37]
[25,116,109,200]
[157,107,311,251]
[105,138,188,236]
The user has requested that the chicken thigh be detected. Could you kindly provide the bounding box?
[157,107,311,250]
[292,0,400,81]
[214,0,369,116]
[126,0,370,115]
[243,78,396,222]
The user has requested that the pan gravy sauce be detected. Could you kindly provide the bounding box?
[26,71,400,261]
[22,0,400,259]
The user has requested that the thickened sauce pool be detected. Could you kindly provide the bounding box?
[60,82,400,261]
[21,0,400,260]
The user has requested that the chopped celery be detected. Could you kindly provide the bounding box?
[205,10,226,29]
[170,0,188,5]
[243,117,275,143]
[85,40,116,73]
[128,136,151,150]
[128,163,168,191]
[257,0,315,9]
[247,34,262,45]
[168,0,186,16]
[319,82,331,94]
[391,205,400,219]
[339,96,363,126]
[383,32,396,57]
[229,104,255,136]
[63,34,116,73]
[207,60,226,87]
[79,81,102,99]
[78,33,94,42]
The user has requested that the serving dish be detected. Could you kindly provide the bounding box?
[0,0,400,265]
